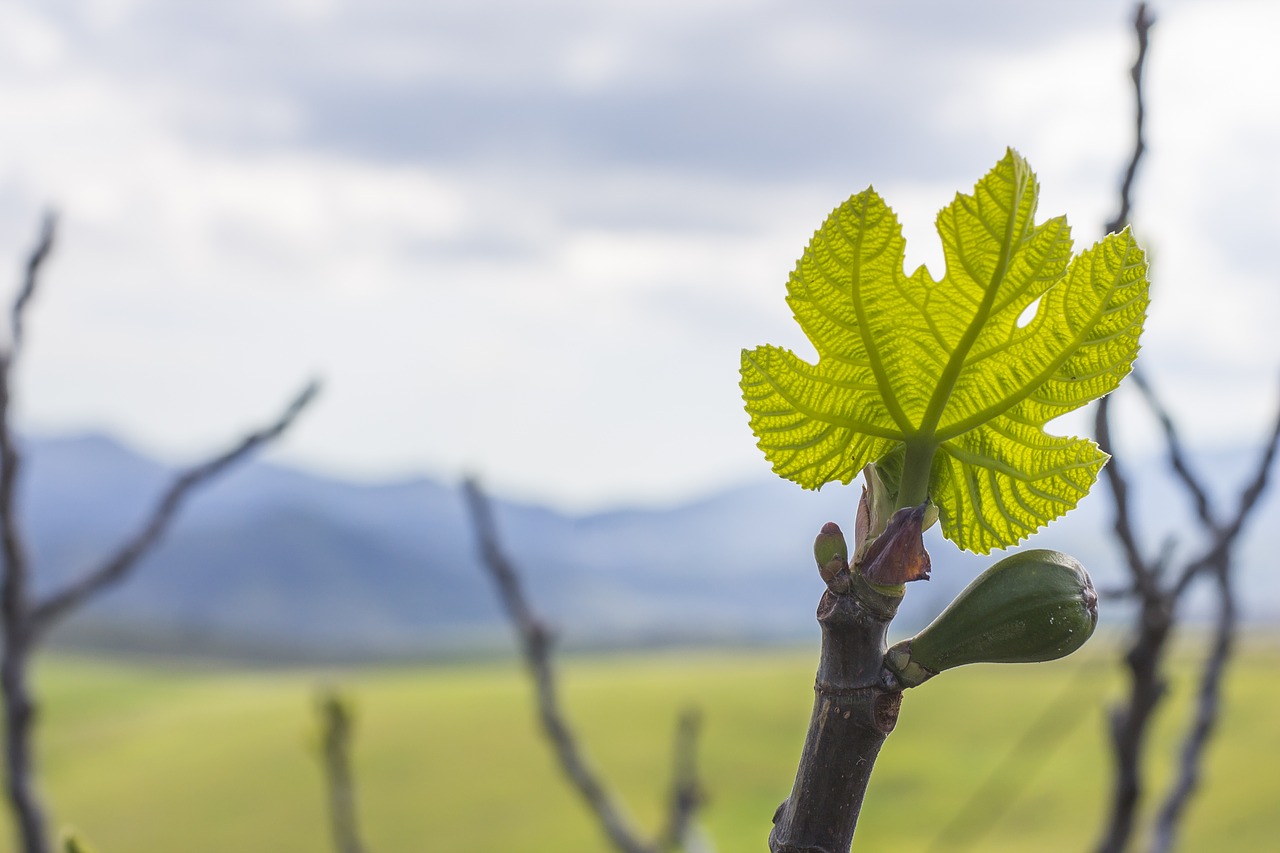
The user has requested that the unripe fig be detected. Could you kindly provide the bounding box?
[884,549,1098,688]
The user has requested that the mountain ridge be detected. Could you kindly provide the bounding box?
[20,432,1280,662]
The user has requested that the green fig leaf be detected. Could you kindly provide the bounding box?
[740,149,1148,553]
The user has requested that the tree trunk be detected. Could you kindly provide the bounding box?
[769,574,903,852]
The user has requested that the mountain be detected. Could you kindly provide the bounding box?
[18,433,1280,662]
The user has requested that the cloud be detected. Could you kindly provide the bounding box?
[0,0,1276,511]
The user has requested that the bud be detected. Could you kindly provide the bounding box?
[853,463,896,562]
[813,521,849,584]
[860,503,931,586]
[884,549,1099,688]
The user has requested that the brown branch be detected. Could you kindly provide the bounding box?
[0,212,318,853]
[1131,372,1217,530]
[1095,395,1156,595]
[1095,590,1172,853]
[11,213,55,354]
[1218,377,1280,542]
[0,215,64,853]
[1149,561,1234,853]
[1099,373,1280,853]
[316,689,367,853]
[0,361,31,643]
[463,478,671,853]
[1143,382,1280,853]
[661,708,709,853]
[1171,379,1280,599]
[1094,8,1165,853]
[1096,10,1280,851]
[0,212,57,643]
[29,380,319,636]
[1105,2,1152,235]
[769,508,921,853]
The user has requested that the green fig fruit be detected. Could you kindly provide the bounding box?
[884,549,1098,688]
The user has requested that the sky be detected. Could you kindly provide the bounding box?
[0,0,1277,512]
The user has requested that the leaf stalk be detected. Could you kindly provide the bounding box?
[896,439,935,510]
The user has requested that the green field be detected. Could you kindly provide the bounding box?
[7,638,1279,852]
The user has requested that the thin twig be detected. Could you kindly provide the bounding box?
[1171,381,1280,599]
[0,213,57,638]
[1093,2,1156,589]
[1106,3,1152,235]
[1094,8,1164,853]
[1096,9,1280,850]
[0,215,64,853]
[1149,561,1234,853]
[11,213,55,354]
[0,213,317,853]
[1131,372,1217,531]
[316,690,367,853]
[30,381,319,636]
[1219,381,1280,541]
[463,478,660,853]
[1100,374,1280,853]
[1144,382,1280,853]
[1095,395,1156,593]
[661,708,709,853]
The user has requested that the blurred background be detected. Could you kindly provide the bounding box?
[1,0,1278,850]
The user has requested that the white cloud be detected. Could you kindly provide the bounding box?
[0,0,1276,511]
[0,8,68,70]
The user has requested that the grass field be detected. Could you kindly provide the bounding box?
[6,637,1279,851]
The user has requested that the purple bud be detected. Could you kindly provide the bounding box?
[814,522,849,584]
[860,504,931,586]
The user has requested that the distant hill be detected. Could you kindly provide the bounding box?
[19,433,1280,662]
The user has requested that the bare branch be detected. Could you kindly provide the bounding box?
[1105,2,1152,235]
[316,689,368,853]
[1095,593,1173,853]
[1221,376,1280,542]
[0,215,319,853]
[1096,10,1280,852]
[0,213,58,641]
[30,380,320,635]
[0,216,61,853]
[1143,380,1280,853]
[1094,395,1156,594]
[0,359,31,634]
[661,708,709,853]
[463,478,667,853]
[1149,563,1235,853]
[1172,381,1280,598]
[0,396,48,853]
[1094,9,1164,853]
[1132,372,1217,530]
[11,212,56,355]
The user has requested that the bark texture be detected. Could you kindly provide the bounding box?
[769,573,904,852]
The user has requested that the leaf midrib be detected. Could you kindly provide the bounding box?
[916,171,1029,443]
[742,349,901,441]
[937,232,1137,442]
[847,195,914,436]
